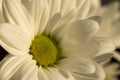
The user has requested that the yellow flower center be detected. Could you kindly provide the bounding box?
[29,34,64,68]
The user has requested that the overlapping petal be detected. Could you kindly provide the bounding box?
[54,19,100,58]
[47,0,61,18]
[10,59,39,80]
[3,0,34,37]
[58,58,96,74]
[58,58,105,80]
[93,37,115,62]
[0,0,4,23]
[31,0,49,35]
[0,54,32,80]
[71,63,105,80]
[0,23,31,55]
[75,0,90,19]
[43,68,69,80]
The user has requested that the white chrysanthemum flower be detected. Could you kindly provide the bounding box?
[0,0,115,80]
[101,53,120,80]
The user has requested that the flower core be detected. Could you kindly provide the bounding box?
[29,34,64,67]
[30,35,58,67]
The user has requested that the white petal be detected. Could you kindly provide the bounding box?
[60,0,76,16]
[38,67,49,80]
[58,58,96,74]
[56,19,99,43]
[67,72,76,80]
[89,16,102,25]
[94,53,113,63]
[57,70,76,80]
[79,39,100,58]
[0,54,32,80]
[3,0,34,37]
[71,63,105,80]
[21,0,31,13]
[76,0,90,19]
[43,68,67,80]
[111,34,120,48]
[54,19,100,58]
[47,0,61,18]
[0,23,31,55]
[50,9,77,36]
[45,13,61,35]
[93,37,115,62]
[76,0,86,9]
[0,0,4,23]
[45,9,77,36]
[31,0,49,35]
[11,59,39,80]
[95,37,115,55]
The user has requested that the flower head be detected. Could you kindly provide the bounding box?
[0,0,115,80]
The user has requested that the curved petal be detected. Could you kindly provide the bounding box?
[75,0,90,19]
[3,0,34,37]
[56,19,99,42]
[31,0,49,35]
[0,0,4,23]
[111,29,120,48]
[43,68,68,80]
[21,0,31,13]
[38,67,49,80]
[60,0,76,16]
[94,53,113,63]
[76,0,86,9]
[45,13,61,35]
[10,59,39,80]
[71,62,105,80]
[48,9,77,36]
[47,0,61,18]
[93,37,115,62]
[58,58,96,74]
[95,37,115,55]
[0,23,31,55]
[46,9,77,35]
[0,54,32,80]
[54,19,100,58]
[57,70,76,80]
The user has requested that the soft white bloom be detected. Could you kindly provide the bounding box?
[0,0,115,80]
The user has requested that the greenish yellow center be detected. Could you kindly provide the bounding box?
[29,34,63,67]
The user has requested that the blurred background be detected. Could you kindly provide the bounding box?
[101,0,120,79]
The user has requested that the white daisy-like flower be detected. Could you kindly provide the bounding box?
[0,0,115,80]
